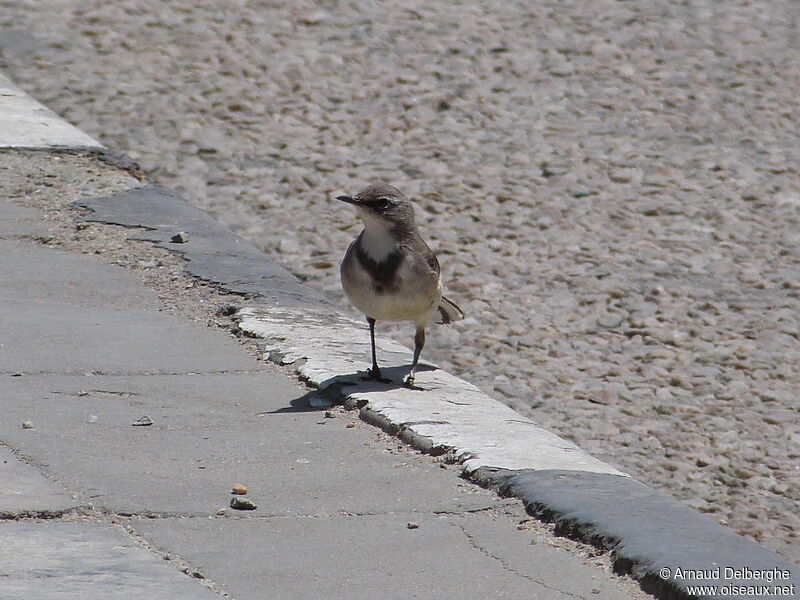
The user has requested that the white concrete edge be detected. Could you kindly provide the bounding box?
[0,71,103,149]
[238,306,628,477]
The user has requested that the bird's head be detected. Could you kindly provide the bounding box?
[336,183,416,233]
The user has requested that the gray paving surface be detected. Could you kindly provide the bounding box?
[0,446,81,517]
[131,511,619,600]
[0,522,218,600]
[0,372,500,518]
[0,151,649,600]
[0,201,53,239]
[0,236,156,309]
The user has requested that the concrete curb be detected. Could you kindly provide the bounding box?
[4,70,798,599]
[0,73,103,150]
[476,468,799,600]
[77,184,328,308]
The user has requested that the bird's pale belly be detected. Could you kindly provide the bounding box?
[341,254,441,324]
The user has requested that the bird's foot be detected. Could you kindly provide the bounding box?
[361,367,392,385]
[403,374,423,390]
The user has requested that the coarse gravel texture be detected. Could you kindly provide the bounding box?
[1,0,798,561]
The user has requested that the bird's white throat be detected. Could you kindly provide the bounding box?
[359,213,397,262]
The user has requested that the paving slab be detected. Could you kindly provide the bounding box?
[0,521,216,600]
[0,302,256,376]
[0,148,652,599]
[0,201,55,239]
[0,373,503,517]
[0,187,651,600]
[0,446,81,517]
[0,240,157,309]
[0,235,256,376]
[130,511,629,600]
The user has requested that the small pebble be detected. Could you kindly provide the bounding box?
[87,414,98,423]
[170,231,188,243]
[131,416,153,427]
[406,522,420,530]
[596,314,623,329]
[346,422,356,429]
[22,421,34,430]
[216,508,227,516]
[231,483,248,495]
[230,497,257,511]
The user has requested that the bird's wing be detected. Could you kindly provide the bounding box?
[414,233,440,277]
[406,234,463,324]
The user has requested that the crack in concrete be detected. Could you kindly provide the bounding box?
[451,519,588,600]
[432,504,510,517]
[0,507,82,521]
[51,389,140,397]
[113,516,224,597]
[111,505,507,521]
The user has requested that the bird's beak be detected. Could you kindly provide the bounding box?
[336,195,362,206]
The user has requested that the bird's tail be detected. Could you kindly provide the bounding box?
[435,295,465,325]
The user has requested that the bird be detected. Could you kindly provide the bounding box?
[336,183,464,388]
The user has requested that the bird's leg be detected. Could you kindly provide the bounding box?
[364,317,385,381]
[404,326,425,388]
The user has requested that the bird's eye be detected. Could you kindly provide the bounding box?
[376,198,392,211]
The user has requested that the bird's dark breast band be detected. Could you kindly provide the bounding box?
[354,242,403,294]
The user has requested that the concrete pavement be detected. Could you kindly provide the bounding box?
[1,72,797,600]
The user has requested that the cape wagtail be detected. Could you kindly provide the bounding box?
[337,183,464,387]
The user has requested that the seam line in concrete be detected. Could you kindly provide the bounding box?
[1,369,267,377]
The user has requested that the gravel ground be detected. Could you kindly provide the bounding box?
[1,0,798,561]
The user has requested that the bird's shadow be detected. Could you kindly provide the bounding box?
[265,364,436,414]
